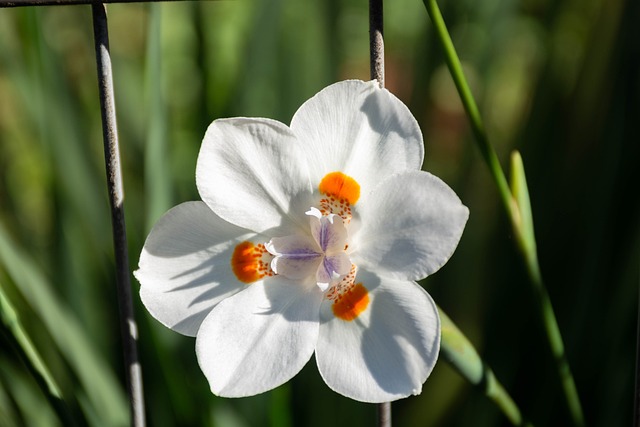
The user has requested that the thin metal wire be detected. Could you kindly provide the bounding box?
[91,4,146,427]
[635,271,640,427]
[369,0,391,426]
[0,0,211,8]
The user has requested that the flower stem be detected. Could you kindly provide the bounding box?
[509,153,585,427]
[422,1,584,425]
[422,0,514,221]
[439,307,532,426]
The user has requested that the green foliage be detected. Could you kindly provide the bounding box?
[0,0,637,426]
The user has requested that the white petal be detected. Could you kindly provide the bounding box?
[135,202,257,336]
[196,277,322,397]
[316,253,351,285]
[315,269,440,403]
[266,235,321,280]
[290,80,424,200]
[197,118,314,234]
[351,171,468,281]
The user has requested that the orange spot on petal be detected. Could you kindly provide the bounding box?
[319,172,360,205]
[231,241,268,283]
[332,283,370,321]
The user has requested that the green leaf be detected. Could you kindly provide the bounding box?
[439,307,532,426]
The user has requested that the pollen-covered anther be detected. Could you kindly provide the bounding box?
[231,241,274,284]
[326,264,357,302]
[317,172,360,223]
[319,196,353,223]
[327,264,370,321]
[332,284,369,321]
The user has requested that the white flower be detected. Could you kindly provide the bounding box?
[135,80,469,403]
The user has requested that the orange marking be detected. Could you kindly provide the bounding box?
[319,172,360,205]
[326,264,356,301]
[332,283,369,321]
[231,241,272,283]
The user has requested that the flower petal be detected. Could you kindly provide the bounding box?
[290,80,424,198]
[308,212,348,253]
[316,269,440,403]
[135,201,257,336]
[196,277,322,397]
[316,253,351,286]
[265,235,321,280]
[351,171,468,281]
[197,118,314,234]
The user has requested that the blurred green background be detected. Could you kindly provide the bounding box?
[0,0,638,425]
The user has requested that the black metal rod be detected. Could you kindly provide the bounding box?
[91,4,146,427]
[0,0,211,8]
[635,280,640,427]
[370,0,390,425]
[369,0,384,87]
[377,401,391,427]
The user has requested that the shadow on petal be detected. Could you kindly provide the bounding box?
[259,276,323,323]
[167,306,212,334]
[359,272,439,396]
[360,90,422,143]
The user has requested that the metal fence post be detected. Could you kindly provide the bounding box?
[91,4,146,426]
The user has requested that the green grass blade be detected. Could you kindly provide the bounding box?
[0,378,20,427]
[0,283,81,425]
[421,0,515,222]
[439,307,531,426]
[0,363,58,427]
[0,224,128,426]
[509,153,585,427]
[423,1,585,424]
[144,2,172,228]
[0,284,61,399]
[510,151,536,256]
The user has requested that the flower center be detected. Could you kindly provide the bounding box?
[265,207,351,291]
[229,171,370,320]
